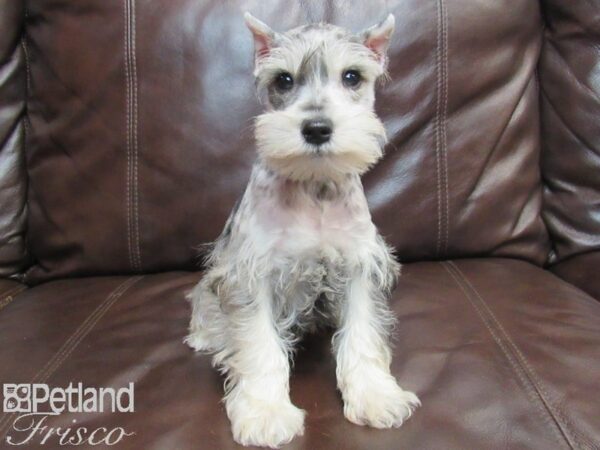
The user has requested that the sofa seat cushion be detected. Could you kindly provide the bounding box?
[0,259,598,449]
[0,279,26,313]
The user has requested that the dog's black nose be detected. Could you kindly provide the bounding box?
[302,119,333,145]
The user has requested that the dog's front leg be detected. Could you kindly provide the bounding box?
[333,275,420,428]
[222,280,305,448]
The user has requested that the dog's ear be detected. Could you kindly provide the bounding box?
[359,14,395,67]
[244,12,278,63]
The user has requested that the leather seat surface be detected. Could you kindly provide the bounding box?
[1,259,598,449]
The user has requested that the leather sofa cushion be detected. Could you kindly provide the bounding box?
[551,251,600,301]
[539,0,600,297]
[0,0,28,277]
[1,259,598,449]
[0,279,26,312]
[23,0,550,282]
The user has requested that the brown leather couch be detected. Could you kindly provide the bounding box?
[1,1,599,449]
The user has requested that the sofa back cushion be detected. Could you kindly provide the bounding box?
[0,1,28,278]
[539,0,600,299]
[23,0,550,282]
[540,0,600,265]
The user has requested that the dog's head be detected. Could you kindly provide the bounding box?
[245,13,395,182]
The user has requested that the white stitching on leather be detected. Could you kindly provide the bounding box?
[131,0,142,271]
[20,33,32,154]
[444,261,585,449]
[441,1,450,255]
[0,276,143,438]
[434,0,444,256]
[0,286,27,312]
[124,0,142,272]
[124,0,134,271]
[449,261,594,449]
[435,0,450,257]
[441,262,571,448]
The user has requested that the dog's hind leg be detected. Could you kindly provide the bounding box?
[185,272,228,353]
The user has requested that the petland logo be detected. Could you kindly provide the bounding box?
[3,383,135,446]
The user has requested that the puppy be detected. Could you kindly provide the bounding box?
[186,12,420,448]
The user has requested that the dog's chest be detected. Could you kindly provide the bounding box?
[249,175,375,258]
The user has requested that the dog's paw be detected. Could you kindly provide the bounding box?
[183,331,213,352]
[342,375,420,429]
[229,399,305,448]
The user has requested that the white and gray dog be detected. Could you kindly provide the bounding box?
[186,12,420,448]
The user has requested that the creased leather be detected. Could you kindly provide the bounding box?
[1,261,599,449]
[23,0,550,283]
[551,251,600,301]
[0,0,28,278]
[540,0,600,297]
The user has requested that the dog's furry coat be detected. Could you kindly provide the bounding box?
[186,13,420,448]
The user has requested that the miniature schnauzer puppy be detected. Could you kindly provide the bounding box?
[186,12,420,448]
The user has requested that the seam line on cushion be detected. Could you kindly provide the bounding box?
[0,276,143,438]
[447,261,596,449]
[124,0,142,272]
[435,0,450,257]
[21,11,33,159]
[0,286,20,301]
[442,262,581,449]
[434,1,442,255]
[124,0,133,271]
[131,0,142,271]
[21,10,31,96]
[441,0,449,255]
[0,286,27,312]
[441,262,572,448]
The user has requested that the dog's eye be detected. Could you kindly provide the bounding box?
[342,70,362,88]
[274,72,294,92]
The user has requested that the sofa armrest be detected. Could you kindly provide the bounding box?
[551,252,600,301]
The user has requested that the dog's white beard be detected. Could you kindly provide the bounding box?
[255,105,386,182]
